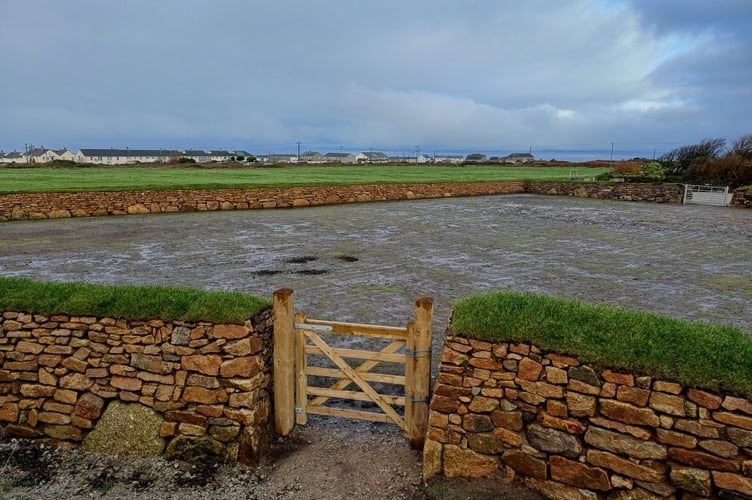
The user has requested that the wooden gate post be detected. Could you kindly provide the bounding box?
[405,297,433,450]
[273,288,295,436]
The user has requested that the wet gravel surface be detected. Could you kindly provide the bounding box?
[1,194,750,335]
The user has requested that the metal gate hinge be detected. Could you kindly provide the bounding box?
[294,407,304,414]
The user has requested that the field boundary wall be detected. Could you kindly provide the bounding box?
[0,307,274,466]
[423,333,752,498]
[0,181,695,222]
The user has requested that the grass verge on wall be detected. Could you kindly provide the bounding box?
[452,291,752,398]
[0,277,269,324]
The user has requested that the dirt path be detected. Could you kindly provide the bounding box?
[1,417,543,499]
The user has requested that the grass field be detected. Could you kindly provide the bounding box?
[452,291,752,397]
[0,165,610,193]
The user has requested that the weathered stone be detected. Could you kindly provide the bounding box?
[61,357,88,373]
[722,396,752,415]
[727,427,752,448]
[131,353,170,374]
[170,326,191,346]
[83,401,165,456]
[441,348,468,366]
[550,455,610,491]
[16,341,44,354]
[0,402,19,422]
[669,466,712,496]
[468,395,499,413]
[601,369,634,386]
[547,399,568,418]
[59,372,94,391]
[517,379,564,399]
[44,424,83,441]
[430,395,460,413]
[648,392,686,417]
[699,439,739,458]
[443,444,498,478]
[585,427,667,459]
[687,389,722,410]
[468,358,502,370]
[74,392,105,420]
[187,373,221,389]
[656,428,697,449]
[674,419,721,438]
[537,411,587,435]
[38,411,71,425]
[182,386,220,404]
[493,427,523,447]
[668,447,739,471]
[463,413,493,433]
[518,357,543,381]
[165,435,224,464]
[220,357,260,378]
[422,439,443,481]
[527,423,582,458]
[490,410,523,431]
[502,450,547,480]
[712,471,752,496]
[652,380,682,394]
[54,389,78,404]
[617,385,651,407]
[213,323,250,339]
[587,449,665,482]
[545,366,568,385]
[209,424,241,443]
[633,479,676,497]
[568,366,601,387]
[600,399,660,427]
[567,379,601,396]
[20,384,56,398]
[222,338,252,356]
[111,375,143,392]
[714,411,752,430]
[467,432,506,454]
[182,355,222,376]
[567,392,596,417]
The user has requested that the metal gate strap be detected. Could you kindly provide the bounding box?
[405,347,432,358]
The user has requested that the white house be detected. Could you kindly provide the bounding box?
[324,152,356,163]
[76,148,180,165]
[355,151,389,163]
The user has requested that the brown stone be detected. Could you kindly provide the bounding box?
[16,341,44,354]
[617,385,651,407]
[493,427,523,447]
[727,427,752,448]
[171,351,215,373]
[585,427,667,459]
[20,384,56,398]
[600,399,660,427]
[44,424,83,441]
[668,447,739,471]
[568,366,601,387]
[220,357,260,378]
[687,389,722,410]
[714,411,752,430]
[468,358,502,370]
[164,410,207,425]
[669,466,712,496]
[212,323,250,339]
[441,348,468,366]
[74,392,105,420]
[131,353,170,374]
[181,386,219,404]
[699,439,739,458]
[545,353,580,367]
[537,411,587,435]
[518,357,543,381]
[652,380,682,394]
[430,395,460,413]
[186,373,221,389]
[54,389,78,404]
[527,423,582,458]
[0,402,19,422]
[111,375,143,392]
[545,366,568,385]
[443,445,498,478]
[656,428,697,449]
[712,471,752,496]
[517,379,564,399]
[468,396,498,413]
[550,455,610,491]
[722,396,752,415]
[137,372,174,384]
[422,439,442,481]
[674,419,721,438]
[601,369,634,386]
[502,450,547,480]
[587,449,665,482]
[38,411,70,425]
[59,372,94,391]
[547,399,568,418]
[567,392,596,417]
[567,379,600,396]
[61,357,88,373]
[490,410,523,431]
[43,401,74,414]
[467,432,506,455]
[463,413,493,433]
[649,391,686,416]
[222,338,252,356]
[38,354,63,367]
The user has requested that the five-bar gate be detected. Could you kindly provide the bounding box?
[272,289,433,449]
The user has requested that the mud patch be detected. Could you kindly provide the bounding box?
[285,255,318,264]
[292,269,328,275]
[336,255,359,262]
[252,269,282,277]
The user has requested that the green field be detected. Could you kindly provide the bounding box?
[0,165,609,193]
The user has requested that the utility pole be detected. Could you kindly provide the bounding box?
[610,142,614,169]
[416,145,421,163]
[296,141,301,163]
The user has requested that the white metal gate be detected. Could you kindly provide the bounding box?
[683,185,731,207]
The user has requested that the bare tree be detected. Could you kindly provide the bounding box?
[661,137,726,174]
[730,133,752,159]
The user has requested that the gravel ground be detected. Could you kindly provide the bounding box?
[0,416,543,499]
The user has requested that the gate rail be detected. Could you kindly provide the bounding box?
[272,288,433,450]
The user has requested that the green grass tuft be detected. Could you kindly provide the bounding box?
[0,277,269,324]
[451,291,752,397]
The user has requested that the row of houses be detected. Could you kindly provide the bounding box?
[0,146,534,165]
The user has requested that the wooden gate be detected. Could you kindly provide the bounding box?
[272,289,433,449]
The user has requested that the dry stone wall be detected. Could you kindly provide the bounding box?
[731,187,752,208]
[0,307,274,466]
[424,335,752,499]
[0,181,693,222]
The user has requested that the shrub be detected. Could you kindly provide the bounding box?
[178,157,196,163]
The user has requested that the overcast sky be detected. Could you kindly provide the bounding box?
[1,0,750,159]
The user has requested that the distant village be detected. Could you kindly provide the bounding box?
[0,145,535,165]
